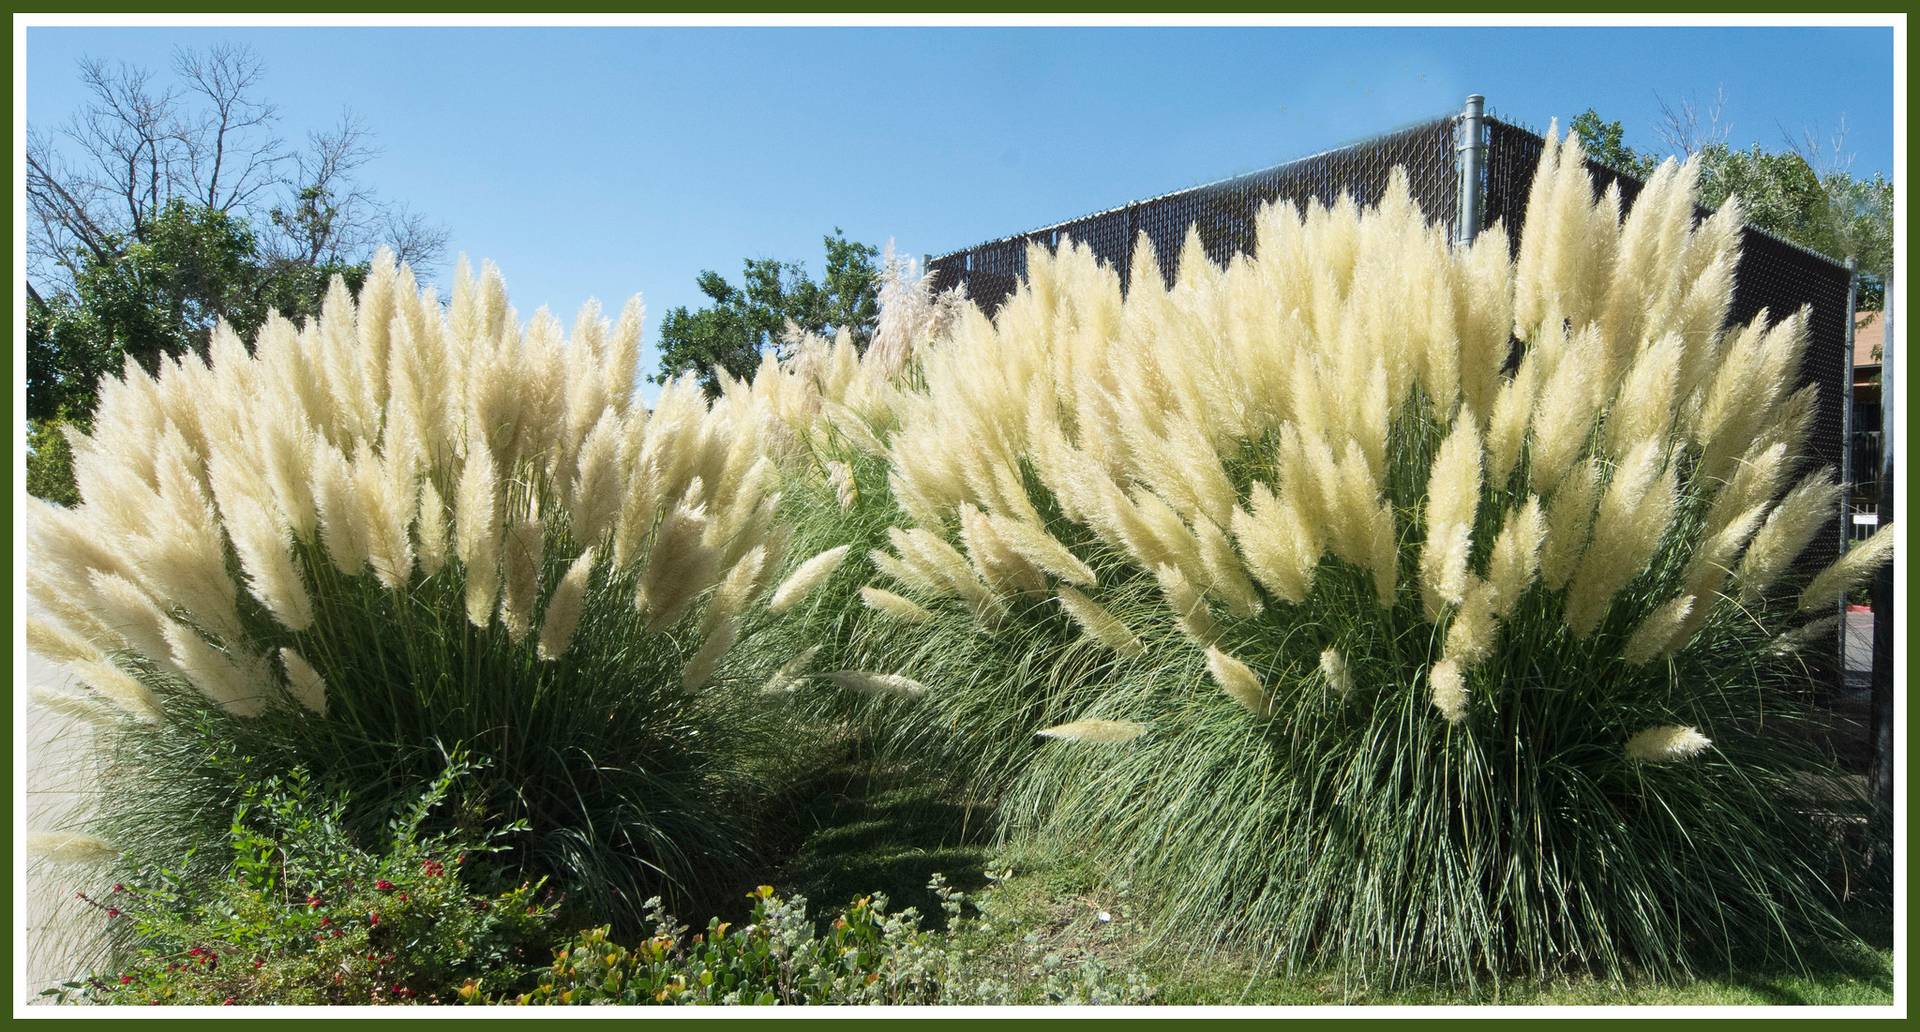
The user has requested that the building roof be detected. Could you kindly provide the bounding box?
[1856,310,1887,367]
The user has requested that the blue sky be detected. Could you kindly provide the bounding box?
[26,25,1897,403]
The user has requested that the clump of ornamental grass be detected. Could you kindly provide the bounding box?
[24,253,842,930]
[834,126,1894,985]
[715,276,1136,797]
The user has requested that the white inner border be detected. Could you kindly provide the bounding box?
[12,9,1907,1022]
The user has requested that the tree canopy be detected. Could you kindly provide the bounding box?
[1569,106,1891,308]
[653,230,881,394]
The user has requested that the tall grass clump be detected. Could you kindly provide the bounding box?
[24,253,827,928]
[828,126,1894,983]
[721,261,1129,796]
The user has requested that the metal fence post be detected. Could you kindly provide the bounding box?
[1454,94,1486,246]
[1839,257,1858,673]
[1869,277,1896,824]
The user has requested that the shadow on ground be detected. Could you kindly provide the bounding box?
[756,762,995,931]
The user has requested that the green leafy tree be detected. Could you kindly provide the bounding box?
[1568,110,1658,179]
[654,230,880,394]
[1570,105,1891,308]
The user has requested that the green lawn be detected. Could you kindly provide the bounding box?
[763,762,1895,1007]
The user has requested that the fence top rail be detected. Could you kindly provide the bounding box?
[926,108,1463,265]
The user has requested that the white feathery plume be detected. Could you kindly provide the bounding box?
[1231,485,1319,604]
[1769,616,1840,657]
[1539,458,1601,591]
[68,660,164,720]
[1606,334,1684,453]
[1565,439,1676,638]
[763,646,821,694]
[1443,580,1501,669]
[635,501,717,632]
[1429,658,1468,724]
[681,615,739,690]
[826,460,859,511]
[278,647,328,715]
[83,572,177,670]
[570,411,623,544]
[1621,595,1696,666]
[958,504,1047,596]
[1798,523,1897,613]
[1205,647,1270,717]
[26,618,101,666]
[164,621,269,717]
[416,480,450,577]
[1193,515,1263,618]
[705,545,771,638]
[1527,335,1601,492]
[860,586,935,623]
[1484,497,1545,618]
[1055,586,1143,656]
[499,518,547,644]
[28,831,119,864]
[1737,470,1842,602]
[456,438,503,627]
[1037,719,1147,744]
[989,514,1097,587]
[768,544,852,613]
[1625,725,1712,764]
[225,496,315,631]
[1420,412,1482,618]
[1319,647,1355,699]
[824,670,929,700]
[537,548,598,661]
[31,685,123,728]
[1155,563,1216,645]
[313,440,371,576]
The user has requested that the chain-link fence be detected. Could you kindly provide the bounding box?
[925,101,1861,696]
[927,115,1460,307]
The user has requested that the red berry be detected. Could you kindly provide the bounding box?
[368,912,380,927]
[105,908,121,919]
[118,974,132,985]
[375,879,396,892]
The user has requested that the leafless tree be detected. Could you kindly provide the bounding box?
[1783,113,1857,179]
[174,43,286,214]
[382,203,452,270]
[266,112,381,267]
[1652,85,1731,156]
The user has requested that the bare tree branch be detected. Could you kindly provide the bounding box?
[1653,85,1730,156]
[174,43,285,212]
[381,203,451,269]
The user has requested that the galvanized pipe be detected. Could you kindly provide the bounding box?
[1839,256,1858,672]
[1842,256,1859,526]
[1455,94,1486,246]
